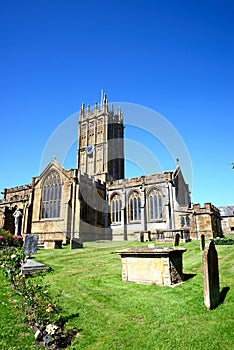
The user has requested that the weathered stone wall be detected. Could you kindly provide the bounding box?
[107,169,191,240]
[189,203,222,239]
[172,168,191,208]
[77,172,109,241]
[107,172,178,240]
[0,184,32,234]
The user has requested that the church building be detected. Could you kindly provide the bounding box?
[1,94,207,244]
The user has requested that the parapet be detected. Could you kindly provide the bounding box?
[79,93,123,123]
[78,171,106,189]
[192,203,220,215]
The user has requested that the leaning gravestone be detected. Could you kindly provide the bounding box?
[174,233,180,246]
[24,234,39,256]
[200,234,205,250]
[203,240,220,310]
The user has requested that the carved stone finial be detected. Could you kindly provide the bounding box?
[103,93,107,104]
[80,103,85,118]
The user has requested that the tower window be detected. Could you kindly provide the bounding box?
[148,189,163,221]
[41,171,62,219]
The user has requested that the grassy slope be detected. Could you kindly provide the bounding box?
[33,240,234,350]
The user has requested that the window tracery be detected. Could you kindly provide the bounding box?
[41,171,62,219]
[129,191,141,222]
[111,193,122,224]
[148,189,163,220]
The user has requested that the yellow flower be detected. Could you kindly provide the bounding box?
[46,304,53,313]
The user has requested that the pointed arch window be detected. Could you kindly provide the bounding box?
[41,171,62,219]
[129,191,141,222]
[111,194,122,224]
[148,189,163,221]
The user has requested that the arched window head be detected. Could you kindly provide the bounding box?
[129,191,141,222]
[148,189,163,221]
[111,193,122,224]
[41,170,62,219]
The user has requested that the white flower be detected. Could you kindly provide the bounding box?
[45,324,58,335]
[11,254,16,259]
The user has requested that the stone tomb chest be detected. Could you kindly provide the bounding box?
[117,247,186,286]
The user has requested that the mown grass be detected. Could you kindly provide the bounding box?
[36,240,234,350]
[1,239,234,349]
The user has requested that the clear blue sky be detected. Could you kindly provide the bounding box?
[0,0,233,206]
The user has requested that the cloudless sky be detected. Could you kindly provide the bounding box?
[0,0,233,206]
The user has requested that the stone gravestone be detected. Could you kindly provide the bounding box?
[24,234,38,256]
[174,233,180,246]
[200,234,205,250]
[70,237,83,249]
[203,240,220,310]
[21,259,48,275]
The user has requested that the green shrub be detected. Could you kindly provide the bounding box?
[0,228,23,248]
[212,237,234,245]
[0,247,25,286]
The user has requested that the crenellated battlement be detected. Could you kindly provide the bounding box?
[107,171,170,190]
[79,93,123,123]
[2,184,31,194]
[78,170,106,189]
[192,202,220,214]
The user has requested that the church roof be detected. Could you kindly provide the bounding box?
[218,206,234,217]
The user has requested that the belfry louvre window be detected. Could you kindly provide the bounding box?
[148,189,163,220]
[111,194,121,223]
[41,171,62,219]
[129,191,141,222]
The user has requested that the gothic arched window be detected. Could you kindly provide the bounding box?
[41,171,62,219]
[148,189,163,221]
[111,193,122,224]
[129,191,141,222]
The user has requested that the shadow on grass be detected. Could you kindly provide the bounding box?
[61,312,80,324]
[219,286,230,304]
[183,273,196,281]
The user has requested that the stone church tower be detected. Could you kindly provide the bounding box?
[77,93,124,182]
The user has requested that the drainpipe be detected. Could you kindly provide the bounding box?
[71,169,78,246]
[168,177,175,230]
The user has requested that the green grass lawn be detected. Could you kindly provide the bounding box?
[1,239,234,349]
